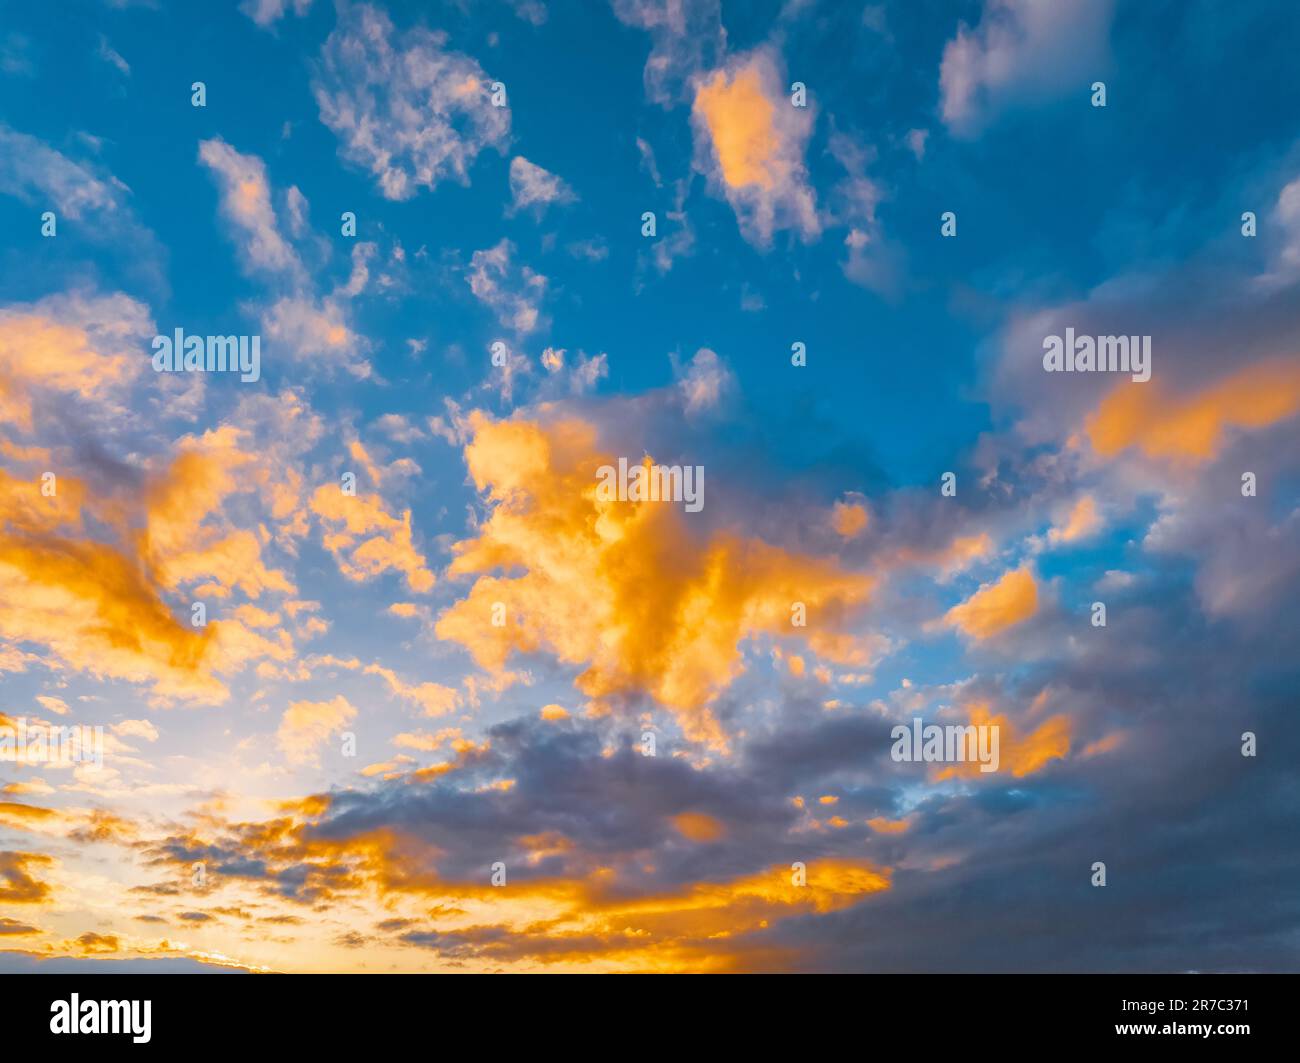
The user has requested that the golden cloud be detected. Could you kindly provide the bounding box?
[1084,357,1300,462]
[942,566,1038,640]
[933,703,1070,780]
[690,50,818,245]
[435,411,873,749]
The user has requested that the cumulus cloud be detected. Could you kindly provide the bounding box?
[435,410,873,749]
[939,0,1115,137]
[942,566,1039,639]
[611,0,724,106]
[466,239,547,334]
[199,139,372,376]
[240,0,312,28]
[0,313,306,705]
[0,124,129,220]
[312,3,509,200]
[198,138,304,280]
[277,695,356,765]
[0,291,153,431]
[309,457,436,594]
[261,294,369,377]
[1046,494,1101,545]
[507,156,575,214]
[690,48,819,246]
[1084,358,1300,464]
[0,126,162,283]
[672,347,732,414]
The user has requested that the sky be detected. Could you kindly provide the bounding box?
[0,0,1298,973]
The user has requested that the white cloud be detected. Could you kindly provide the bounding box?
[1264,174,1300,285]
[240,0,312,28]
[508,156,575,214]
[277,695,356,766]
[260,295,369,378]
[198,137,304,280]
[507,0,548,25]
[0,125,127,220]
[611,0,724,106]
[312,3,509,200]
[113,719,159,742]
[939,0,1115,137]
[466,239,547,334]
[96,36,130,76]
[690,47,819,247]
[35,696,69,716]
[673,347,732,414]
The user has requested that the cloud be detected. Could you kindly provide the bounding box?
[198,139,373,376]
[96,36,130,76]
[672,347,732,414]
[611,0,724,106]
[826,129,896,295]
[831,500,869,540]
[0,851,53,904]
[690,48,818,246]
[277,695,356,765]
[312,3,509,200]
[261,294,369,376]
[113,719,159,742]
[508,156,575,214]
[0,124,128,219]
[0,290,153,431]
[942,566,1038,639]
[1046,494,1101,545]
[141,426,296,601]
[1083,358,1300,464]
[309,473,436,594]
[240,0,312,27]
[939,0,1115,136]
[434,410,872,749]
[933,702,1071,780]
[198,137,304,280]
[672,811,724,842]
[0,32,35,77]
[506,0,548,26]
[466,239,547,334]
[0,318,303,704]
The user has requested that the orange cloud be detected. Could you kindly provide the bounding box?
[694,63,781,190]
[141,426,295,600]
[0,308,138,431]
[0,850,54,904]
[310,482,435,593]
[690,50,818,245]
[435,412,873,749]
[0,532,222,700]
[277,695,357,765]
[933,703,1071,780]
[832,500,869,539]
[1048,494,1101,545]
[672,812,725,842]
[1084,357,1300,462]
[943,566,1038,639]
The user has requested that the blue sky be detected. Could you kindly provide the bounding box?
[0,0,1298,972]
